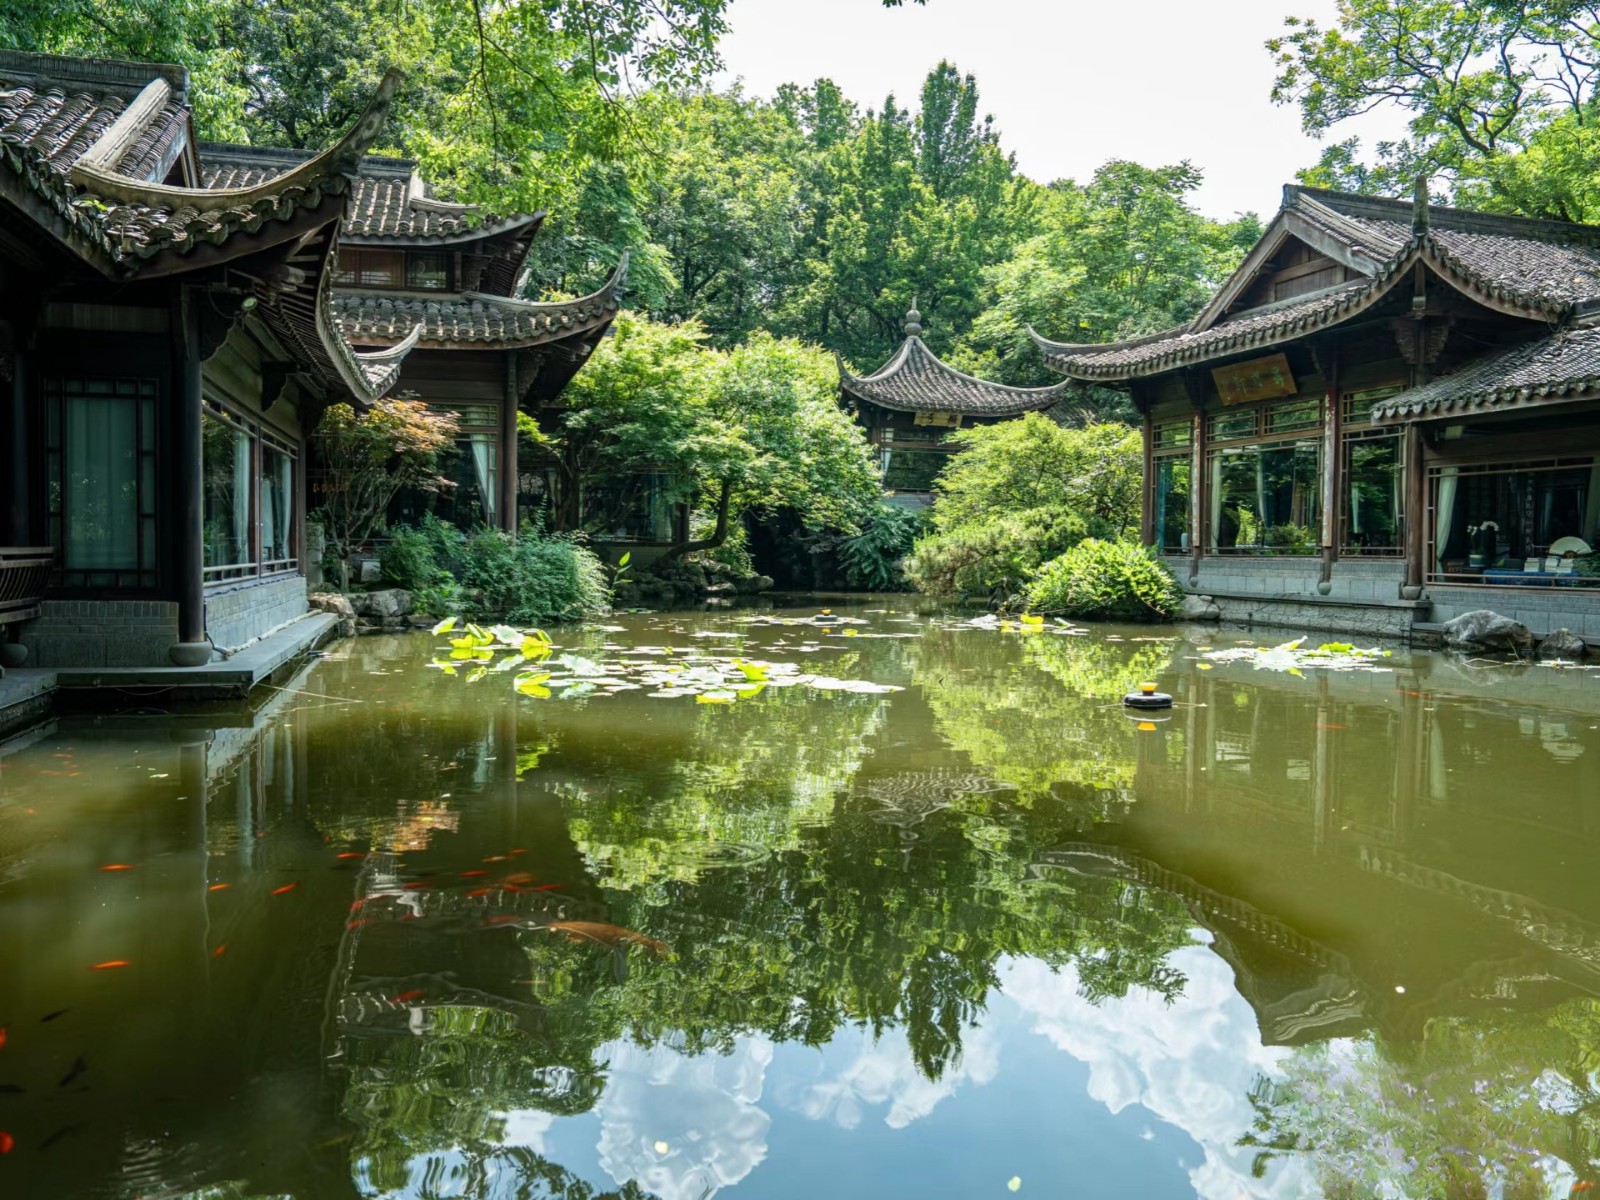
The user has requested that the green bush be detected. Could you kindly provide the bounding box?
[1025,539,1183,622]
[906,510,1093,601]
[458,528,608,623]
[380,524,442,591]
[839,502,925,591]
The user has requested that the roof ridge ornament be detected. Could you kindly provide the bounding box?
[905,298,922,338]
[1413,175,1430,237]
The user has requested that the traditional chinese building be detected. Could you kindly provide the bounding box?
[1035,184,1600,641]
[0,49,623,679]
[840,306,1069,497]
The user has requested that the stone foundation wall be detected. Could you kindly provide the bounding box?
[1425,585,1600,640]
[206,575,309,653]
[19,599,179,667]
[1207,596,1421,639]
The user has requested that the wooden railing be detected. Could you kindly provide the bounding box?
[0,547,53,625]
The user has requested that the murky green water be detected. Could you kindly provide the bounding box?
[3,600,1600,1199]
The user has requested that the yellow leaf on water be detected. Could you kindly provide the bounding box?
[430,617,458,636]
[1008,1177,1022,1192]
[1196,664,1213,671]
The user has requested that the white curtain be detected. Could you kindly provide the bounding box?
[468,434,497,527]
[261,450,292,562]
[66,394,137,569]
[1434,467,1458,571]
[1209,456,1224,551]
[232,429,251,564]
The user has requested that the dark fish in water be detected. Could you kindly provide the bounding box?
[40,1123,82,1150]
[545,921,668,955]
[40,1010,67,1023]
[0,1083,23,1094]
[58,1056,87,1087]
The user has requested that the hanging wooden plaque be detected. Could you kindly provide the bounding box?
[1212,353,1297,406]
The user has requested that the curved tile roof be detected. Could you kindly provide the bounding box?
[1035,186,1600,381]
[336,253,629,349]
[843,323,1070,416]
[200,144,540,244]
[1371,328,1600,422]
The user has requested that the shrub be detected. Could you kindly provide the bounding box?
[457,529,608,623]
[839,502,925,591]
[380,524,442,592]
[906,510,1093,601]
[1025,539,1183,622]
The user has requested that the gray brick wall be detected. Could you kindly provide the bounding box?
[206,575,309,653]
[19,599,180,667]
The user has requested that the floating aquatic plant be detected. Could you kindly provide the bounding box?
[1200,638,1394,676]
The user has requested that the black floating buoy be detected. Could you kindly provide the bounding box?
[1124,681,1173,710]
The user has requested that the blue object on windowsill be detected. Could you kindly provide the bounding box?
[1480,568,1589,587]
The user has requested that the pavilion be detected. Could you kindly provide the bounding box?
[839,306,1070,497]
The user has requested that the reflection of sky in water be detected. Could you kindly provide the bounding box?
[496,941,1319,1199]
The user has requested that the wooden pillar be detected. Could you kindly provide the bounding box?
[500,352,519,534]
[1185,373,1207,583]
[1139,404,1155,546]
[7,334,30,545]
[1401,424,1426,598]
[1319,347,1341,593]
[172,288,209,661]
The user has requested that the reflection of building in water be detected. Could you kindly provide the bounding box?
[1035,845,1366,1047]
[1122,652,1600,1042]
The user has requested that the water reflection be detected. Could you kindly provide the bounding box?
[2,608,1600,1197]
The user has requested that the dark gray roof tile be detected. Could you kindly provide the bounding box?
[842,336,1069,415]
[1372,328,1600,420]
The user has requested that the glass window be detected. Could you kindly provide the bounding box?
[1342,432,1403,555]
[1153,455,1191,552]
[203,409,254,577]
[406,252,449,290]
[261,443,295,567]
[1209,438,1322,554]
[882,449,948,492]
[44,378,157,588]
[335,248,406,288]
[1267,397,1321,433]
[582,473,679,542]
[1431,460,1600,582]
[1208,409,1258,442]
[1154,418,1192,450]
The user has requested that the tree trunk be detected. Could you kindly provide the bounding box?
[659,479,733,562]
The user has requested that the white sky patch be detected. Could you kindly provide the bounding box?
[592,1036,776,1200]
[786,1020,1002,1130]
[1001,946,1322,1199]
[716,0,1410,220]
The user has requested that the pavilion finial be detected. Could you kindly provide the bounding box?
[905,297,923,338]
[1412,175,1430,236]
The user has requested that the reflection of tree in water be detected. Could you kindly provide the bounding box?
[1244,998,1600,1196]
[917,628,1175,817]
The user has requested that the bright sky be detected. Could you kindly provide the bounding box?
[715,0,1402,221]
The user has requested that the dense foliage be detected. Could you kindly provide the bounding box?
[1272,1,1600,220]
[905,416,1142,603]
[381,516,606,621]
[1025,539,1184,622]
[312,399,458,589]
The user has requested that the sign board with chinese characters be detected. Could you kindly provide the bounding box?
[912,410,963,428]
[1211,354,1297,406]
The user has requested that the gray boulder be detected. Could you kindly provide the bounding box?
[1537,628,1589,661]
[1443,609,1533,653]
[350,588,413,620]
[705,581,738,596]
[1179,593,1221,621]
[308,591,358,638]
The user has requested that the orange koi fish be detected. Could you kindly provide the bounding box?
[393,989,426,1004]
[0,1130,12,1154]
[271,883,300,896]
[402,881,431,891]
[335,852,366,861]
[503,873,536,886]
[545,921,667,955]
[483,855,508,863]
[0,1026,6,1050]
[459,870,488,878]
[212,944,227,958]
[346,919,370,931]
[465,887,493,898]
[530,883,563,892]
[207,883,230,892]
[1573,1185,1596,1195]
[484,915,523,926]
[91,961,130,970]
[509,848,528,856]
[99,864,133,872]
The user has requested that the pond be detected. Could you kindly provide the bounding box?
[2,599,1599,1199]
